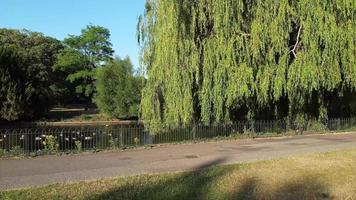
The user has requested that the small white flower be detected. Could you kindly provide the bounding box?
[35,137,42,141]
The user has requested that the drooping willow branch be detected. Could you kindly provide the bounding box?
[138,0,356,127]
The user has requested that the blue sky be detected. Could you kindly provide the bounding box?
[0,0,146,69]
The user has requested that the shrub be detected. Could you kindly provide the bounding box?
[307,121,328,133]
[0,149,7,157]
[242,127,255,138]
[134,137,140,146]
[43,135,58,153]
[75,140,82,152]
[109,137,119,149]
[9,146,23,156]
[292,114,308,134]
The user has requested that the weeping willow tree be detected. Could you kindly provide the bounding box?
[138,0,356,126]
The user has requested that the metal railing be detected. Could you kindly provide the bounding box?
[1,118,356,156]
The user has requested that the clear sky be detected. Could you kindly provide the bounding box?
[0,0,146,69]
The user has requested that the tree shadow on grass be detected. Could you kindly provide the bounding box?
[87,157,229,200]
[87,159,334,200]
[231,175,334,200]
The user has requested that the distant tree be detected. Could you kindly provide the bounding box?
[95,57,144,118]
[0,29,63,121]
[54,25,114,103]
[0,46,25,121]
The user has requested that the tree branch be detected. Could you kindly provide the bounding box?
[238,32,251,37]
[234,30,251,37]
[289,25,302,58]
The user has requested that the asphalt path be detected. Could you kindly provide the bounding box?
[1,132,356,190]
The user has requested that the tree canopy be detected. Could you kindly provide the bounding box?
[54,25,114,102]
[0,25,141,121]
[138,0,356,126]
[95,57,144,118]
[0,29,63,120]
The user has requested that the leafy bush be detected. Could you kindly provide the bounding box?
[75,140,82,152]
[242,127,255,138]
[109,137,119,149]
[292,114,308,134]
[134,137,140,146]
[9,146,23,156]
[307,121,328,133]
[43,135,59,153]
[0,149,7,157]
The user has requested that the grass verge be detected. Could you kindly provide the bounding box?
[1,149,356,200]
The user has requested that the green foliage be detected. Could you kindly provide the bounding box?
[307,121,328,133]
[9,146,23,156]
[109,136,119,149]
[54,25,114,102]
[134,137,140,146]
[95,57,145,118]
[42,135,59,153]
[293,114,308,134]
[0,148,7,157]
[138,0,356,126]
[0,46,24,120]
[242,127,255,138]
[75,140,82,152]
[0,29,63,121]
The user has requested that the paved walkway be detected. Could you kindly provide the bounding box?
[1,132,356,190]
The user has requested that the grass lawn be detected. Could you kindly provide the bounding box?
[1,149,356,200]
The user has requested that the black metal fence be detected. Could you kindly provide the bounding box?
[1,118,356,156]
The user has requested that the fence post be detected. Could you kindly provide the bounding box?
[193,125,197,140]
[119,130,123,148]
[24,130,30,154]
[145,128,153,145]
